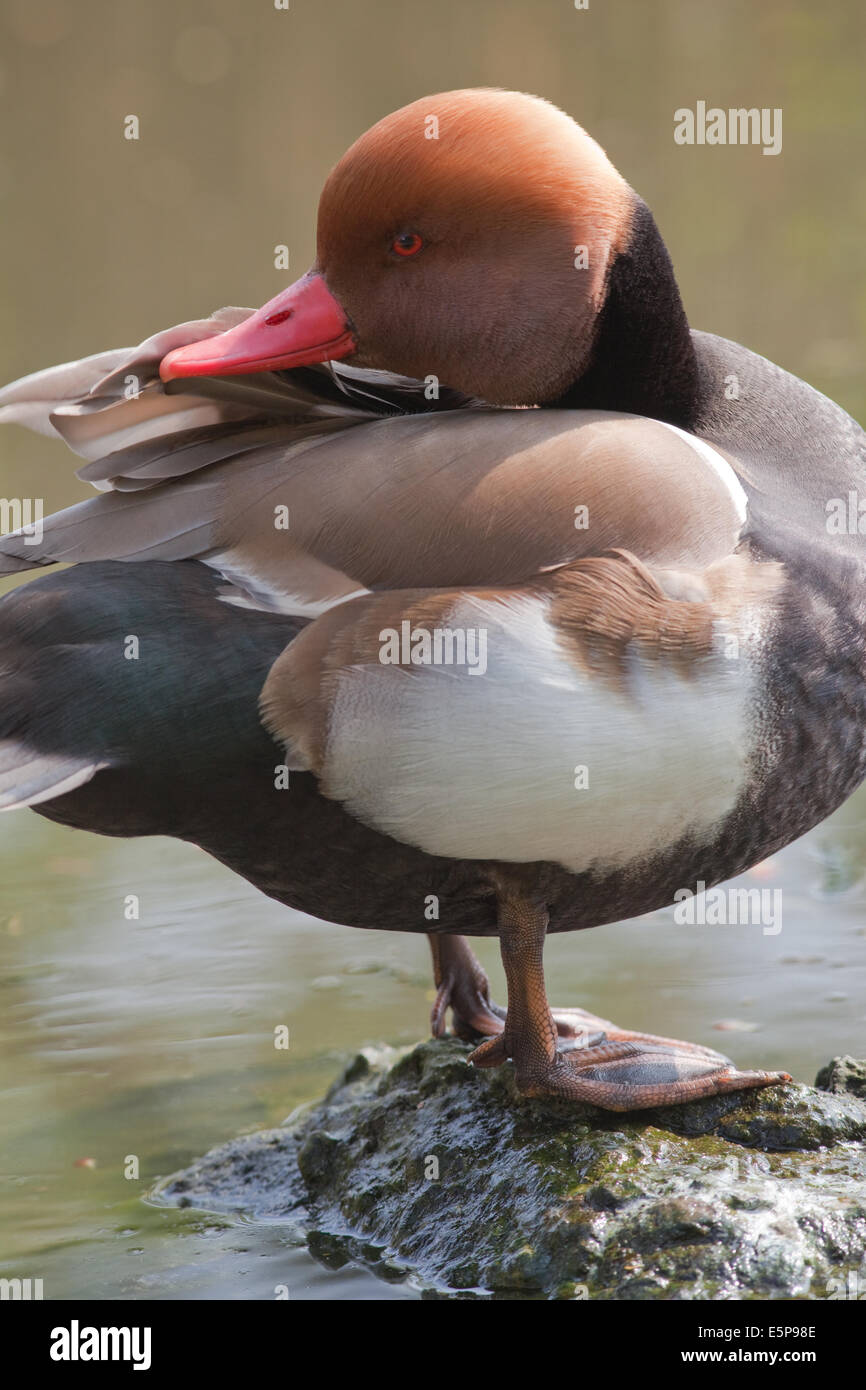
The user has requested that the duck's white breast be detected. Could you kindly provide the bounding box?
[319,592,765,874]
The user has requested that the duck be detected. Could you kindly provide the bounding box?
[2,87,864,1109]
[0,555,780,1109]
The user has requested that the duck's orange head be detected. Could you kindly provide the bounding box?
[161,89,638,406]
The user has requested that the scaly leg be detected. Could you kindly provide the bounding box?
[427,934,592,1043]
[428,934,506,1041]
[467,891,791,1112]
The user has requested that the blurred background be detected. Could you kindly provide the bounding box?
[0,0,865,1300]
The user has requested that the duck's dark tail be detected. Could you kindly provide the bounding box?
[0,560,303,825]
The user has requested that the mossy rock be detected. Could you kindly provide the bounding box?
[154,1039,866,1299]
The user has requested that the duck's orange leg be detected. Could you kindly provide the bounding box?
[466,891,791,1112]
[428,934,589,1044]
[428,934,506,1041]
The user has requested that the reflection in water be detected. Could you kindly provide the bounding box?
[1,0,865,1299]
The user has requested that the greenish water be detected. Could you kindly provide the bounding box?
[1,0,865,1299]
[1,798,864,1298]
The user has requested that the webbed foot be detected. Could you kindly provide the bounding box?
[462,888,790,1113]
[470,1023,789,1111]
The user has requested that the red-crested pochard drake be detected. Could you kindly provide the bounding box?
[2,89,864,1109]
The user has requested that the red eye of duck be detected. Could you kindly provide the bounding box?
[392,232,423,257]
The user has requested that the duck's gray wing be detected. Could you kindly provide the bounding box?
[0,305,479,491]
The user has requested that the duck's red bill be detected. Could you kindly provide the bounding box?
[159,274,357,381]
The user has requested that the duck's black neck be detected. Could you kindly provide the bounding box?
[554,199,700,428]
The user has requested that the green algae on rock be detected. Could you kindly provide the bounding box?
[153,1039,866,1300]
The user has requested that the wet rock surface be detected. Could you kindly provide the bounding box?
[154,1039,866,1299]
[814,1054,866,1101]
